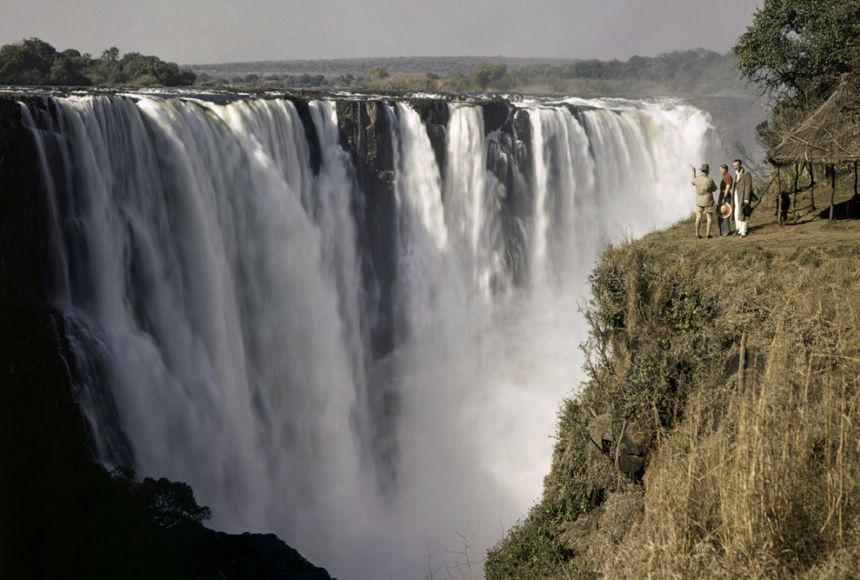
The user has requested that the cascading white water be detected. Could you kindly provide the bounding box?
[444,104,508,298]
[22,93,713,579]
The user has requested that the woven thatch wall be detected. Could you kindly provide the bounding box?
[768,78,860,166]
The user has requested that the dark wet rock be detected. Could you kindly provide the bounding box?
[284,96,322,175]
[481,100,511,135]
[408,98,449,172]
[335,99,397,360]
[514,108,531,147]
[335,99,401,491]
[483,106,531,286]
[181,531,334,580]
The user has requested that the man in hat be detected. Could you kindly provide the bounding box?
[731,159,753,237]
[691,163,717,238]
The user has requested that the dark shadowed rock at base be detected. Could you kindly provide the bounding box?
[184,531,334,580]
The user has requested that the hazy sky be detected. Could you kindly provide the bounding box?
[2,0,762,64]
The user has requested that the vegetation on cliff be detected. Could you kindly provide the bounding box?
[0,38,196,87]
[485,185,860,578]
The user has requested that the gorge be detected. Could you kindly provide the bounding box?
[2,90,714,579]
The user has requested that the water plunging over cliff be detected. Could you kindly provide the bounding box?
[20,92,713,579]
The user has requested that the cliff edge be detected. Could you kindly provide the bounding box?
[487,189,860,579]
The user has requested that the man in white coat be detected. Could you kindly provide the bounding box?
[732,159,753,237]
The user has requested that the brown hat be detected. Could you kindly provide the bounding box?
[719,202,732,219]
[700,163,710,173]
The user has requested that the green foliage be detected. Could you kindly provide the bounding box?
[472,62,507,88]
[485,502,580,580]
[367,65,389,80]
[733,0,860,145]
[0,37,196,87]
[487,240,729,579]
[582,246,724,447]
[734,0,860,107]
[0,37,59,85]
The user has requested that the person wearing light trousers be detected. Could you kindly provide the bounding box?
[732,159,752,237]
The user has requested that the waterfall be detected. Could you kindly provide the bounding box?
[22,93,713,579]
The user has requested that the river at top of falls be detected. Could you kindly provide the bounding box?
[20,92,715,579]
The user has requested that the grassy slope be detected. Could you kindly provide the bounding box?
[486,184,860,579]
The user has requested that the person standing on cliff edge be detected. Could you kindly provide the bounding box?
[717,163,734,236]
[691,163,717,239]
[732,159,753,237]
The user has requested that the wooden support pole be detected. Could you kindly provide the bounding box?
[776,167,782,223]
[810,164,816,210]
[792,162,799,211]
[830,164,836,221]
[854,161,857,197]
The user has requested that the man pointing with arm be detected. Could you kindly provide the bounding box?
[691,163,717,239]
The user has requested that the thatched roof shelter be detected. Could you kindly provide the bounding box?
[768,77,860,166]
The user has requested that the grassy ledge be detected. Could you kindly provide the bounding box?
[486,186,860,579]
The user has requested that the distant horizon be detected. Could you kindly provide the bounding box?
[188,48,735,68]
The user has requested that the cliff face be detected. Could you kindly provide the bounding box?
[336,99,398,360]
[486,210,860,579]
[0,96,332,580]
[0,96,86,577]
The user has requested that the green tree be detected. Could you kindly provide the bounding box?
[368,66,389,80]
[48,54,88,85]
[734,0,860,108]
[0,37,57,84]
[472,62,507,88]
[101,46,120,62]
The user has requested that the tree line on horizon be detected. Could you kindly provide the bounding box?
[0,38,196,87]
[0,37,749,98]
[196,49,750,97]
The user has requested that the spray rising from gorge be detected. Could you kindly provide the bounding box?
[20,92,713,578]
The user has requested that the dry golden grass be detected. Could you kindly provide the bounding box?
[600,184,860,578]
[605,286,860,579]
[487,183,860,580]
